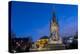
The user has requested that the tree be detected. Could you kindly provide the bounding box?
[74,32,78,39]
[9,31,16,53]
[40,36,49,39]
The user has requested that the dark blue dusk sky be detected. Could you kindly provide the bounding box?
[11,1,78,41]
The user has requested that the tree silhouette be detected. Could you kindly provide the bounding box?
[9,31,16,53]
[40,36,49,39]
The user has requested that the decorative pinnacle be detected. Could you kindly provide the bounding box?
[52,12,56,22]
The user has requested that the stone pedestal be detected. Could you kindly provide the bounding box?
[47,37,65,50]
[30,44,65,52]
[46,44,65,50]
[48,37,62,44]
